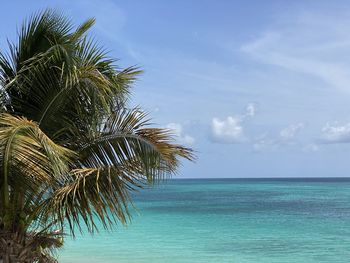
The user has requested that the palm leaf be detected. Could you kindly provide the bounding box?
[40,109,193,236]
[0,9,195,261]
[0,114,74,231]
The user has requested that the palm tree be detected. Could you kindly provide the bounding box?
[0,9,193,262]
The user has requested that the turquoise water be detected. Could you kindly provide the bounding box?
[58,178,350,263]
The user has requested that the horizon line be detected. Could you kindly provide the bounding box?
[171,176,350,179]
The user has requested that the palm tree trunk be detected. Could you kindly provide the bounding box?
[0,232,38,263]
[0,231,59,263]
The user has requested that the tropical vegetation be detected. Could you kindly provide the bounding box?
[0,9,193,262]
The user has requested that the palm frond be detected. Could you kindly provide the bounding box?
[79,108,193,177]
[40,108,193,236]
[71,18,95,42]
[43,167,133,235]
[0,114,75,231]
[0,9,195,260]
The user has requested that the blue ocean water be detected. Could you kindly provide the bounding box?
[58,178,350,263]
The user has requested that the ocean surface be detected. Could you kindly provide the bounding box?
[58,178,350,263]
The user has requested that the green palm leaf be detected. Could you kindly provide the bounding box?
[0,9,194,261]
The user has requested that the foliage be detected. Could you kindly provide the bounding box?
[0,9,193,261]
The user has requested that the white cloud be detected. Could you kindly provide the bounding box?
[240,13,350,93]
[210,116,246,143]
[280,123,304,140]
[321,122,350,143]
[210,103,257,144]
[244,103,257,117]
[253,133,275,151]
[253,123,305,152]
[166,123,195,145]
[303,143,320,152]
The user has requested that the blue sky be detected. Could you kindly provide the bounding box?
[2,1,350,178]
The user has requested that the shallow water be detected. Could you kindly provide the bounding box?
[58,178,350,262]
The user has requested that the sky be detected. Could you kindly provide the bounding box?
[2,1,350,178]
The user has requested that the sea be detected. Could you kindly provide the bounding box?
[58,178,350,263]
